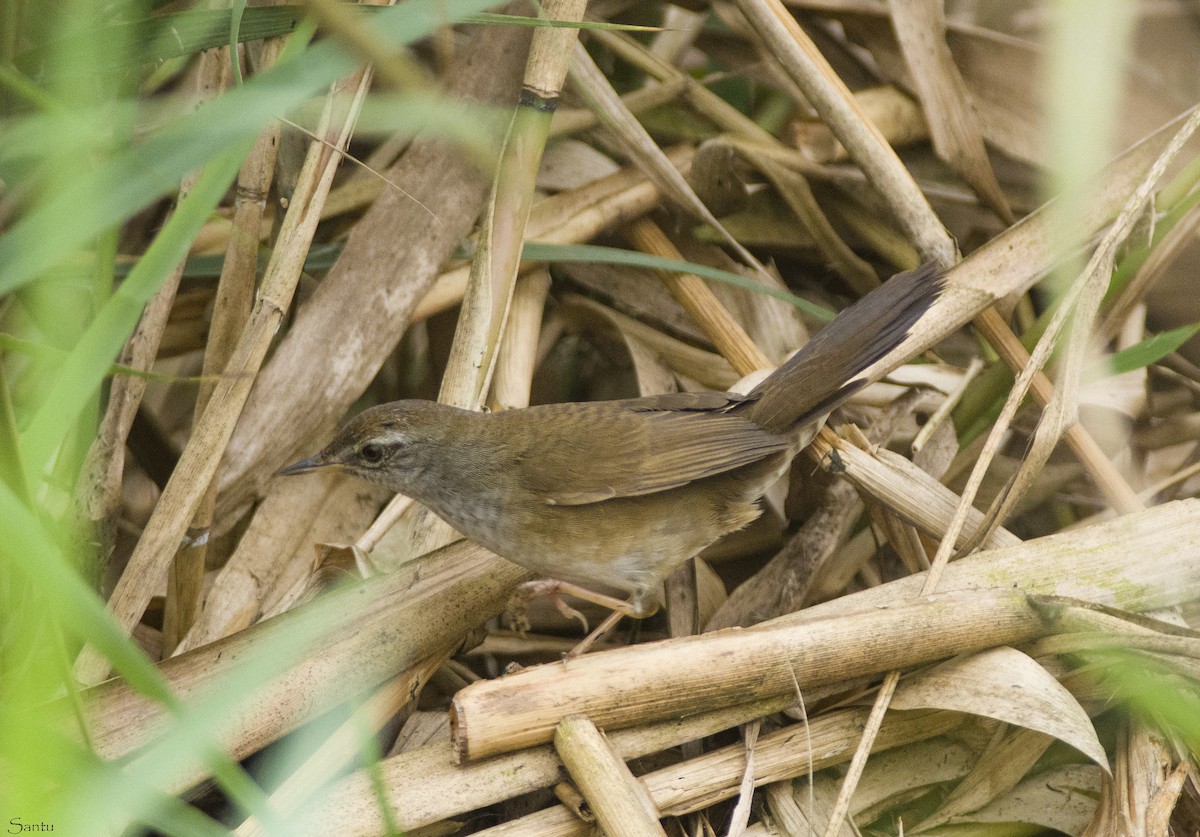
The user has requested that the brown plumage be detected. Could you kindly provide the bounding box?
[282,263,942,616]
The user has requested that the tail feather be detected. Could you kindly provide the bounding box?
[740,263,943,434]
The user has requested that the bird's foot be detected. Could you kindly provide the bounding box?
[564,609,627,659]
[505,580,593,636]
[507,579,645,656]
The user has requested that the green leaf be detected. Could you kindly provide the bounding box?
[15,6,306,71]
[521,241,835,320]
[13,6,658,74]
[0,0,501,296]
[0,483,177,707]
[19,143,250,485]
[1106,322,1200,375]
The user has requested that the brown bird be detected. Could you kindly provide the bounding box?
[282,263,941,646]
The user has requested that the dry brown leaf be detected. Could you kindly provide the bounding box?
[888,0,1014,223]
[891,646,1109,772]
[953,763,1102,833]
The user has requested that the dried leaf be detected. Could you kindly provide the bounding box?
[892,646,1109,772]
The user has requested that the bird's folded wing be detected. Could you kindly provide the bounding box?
[521,409,790,506]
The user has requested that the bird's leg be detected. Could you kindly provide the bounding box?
[507,580,653,654]
[566,609,626,658]
[564,586,661,659]
[506,579,617,635]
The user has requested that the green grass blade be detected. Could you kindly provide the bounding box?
[18,144,249,484]
[1106,323,1200,375]
[0,0,501,295]
[522,241,835,320]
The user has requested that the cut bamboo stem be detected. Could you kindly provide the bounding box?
[298,693,796,834]
[80,540,530,792]
[450,499,1200,761]
[471,709,963,837]
[554,716,666,837]
[454,587,1042,762]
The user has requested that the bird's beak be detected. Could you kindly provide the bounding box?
[278,455,326,477]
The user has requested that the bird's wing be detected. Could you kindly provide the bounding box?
[514,400,790,506]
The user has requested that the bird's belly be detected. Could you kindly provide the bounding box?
[457,488,764,599]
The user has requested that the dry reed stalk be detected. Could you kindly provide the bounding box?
[553,716,667,837]
[81,540,529,792]
[625,217,772,376]
[789,86,928,163]
[456,585,1021,762]
[671,238,808,363]
[438,0,585,413]
[492,267,551,411]
[590,26,892,295]
[807,426,1021,550]
[451,498,1200,761]
[730,0,957,266]
[233,654,444,837]
[214,18,532,514]
[888,0,1013,222]
[299,695,796,835]
[568,39,768,277]
[74,56,379,687]
[471,709,964,837]
[163,119,280,653]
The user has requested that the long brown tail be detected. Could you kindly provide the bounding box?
[738,263,943,435]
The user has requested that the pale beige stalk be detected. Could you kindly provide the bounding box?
[81,540,530,792]
[554,716,666,837]
[75,56,378,686]
[299,695,795,835]
[164,118,280,653]
[450,498,1200,761]
[470,709,964,837]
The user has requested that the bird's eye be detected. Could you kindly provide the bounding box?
[360,443,385,464]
